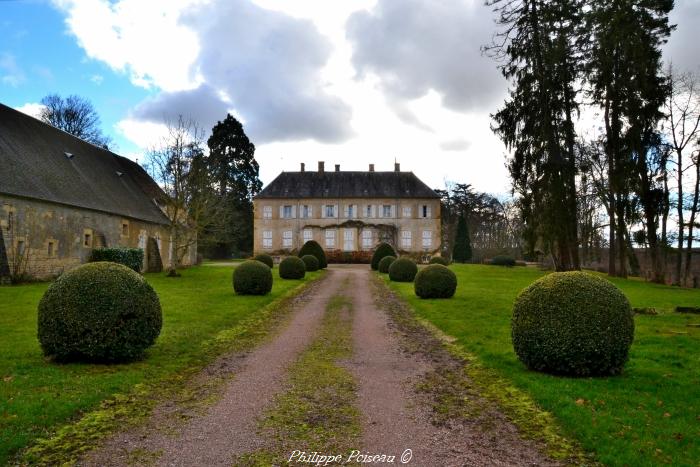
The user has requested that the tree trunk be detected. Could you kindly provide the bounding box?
[676,149,684,285]
[683,159,700,285]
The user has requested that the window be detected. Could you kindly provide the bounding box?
[282,230,293,248]
[16,239,25,256]
[47,241,55,257]
[325,229,336,248]
[382,205,392,218]
[347,205,354,219]
[325,205,336,218]
[362,229,373,249]
[401,230,412,249]
[84,233,92,247]
[7,211,14,232]
[283,205,293,219]
[301,205,311,218]
[343,229,354,251]
[263,206,272,219]
[422,230,432,248]
[263,230,272,249]
[303,228,313,243]
[365,205,372,218]
[121,222,129,236]
[421,205,431,218]
[403,206,412,218]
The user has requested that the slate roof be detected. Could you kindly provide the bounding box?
[0,103,169,225]
[255,171,440,199]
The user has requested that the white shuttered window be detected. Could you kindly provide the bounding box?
[401,230,412,249]
[282,230,293,248]
[325,229,336,248]
[263,230,272,249]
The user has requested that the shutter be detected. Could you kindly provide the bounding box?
[427,206,432,218]
[321,205,326,219]
[378,205,383,218]
[279,206,284,219]
[308,205,313,218]
[353,204,358,218]
[344,205,349,218]
[291,205,297,218]
[371,205,376,218]
[334,204,339,218]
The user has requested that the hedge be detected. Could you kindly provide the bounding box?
[301,254,320,272]
[90,247,144,272]
[233,260,273,295]
[388,257,418,282]
[254,253,274,268]
[279,256,306,280]
[371,242,397,270]
[298,240,327,269]
[414,264,457,298]
[378,255,396,273]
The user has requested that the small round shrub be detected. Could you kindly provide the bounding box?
[378,255,396,273]
[37,262,162,362]
[512,271,634,376]
[371,242,397,270]
[491,255,516,267]
[298,240,327,269]
[388,257,418,282]
[414,264,457,298]
[233,260,273,295]
[254,253,274,268]
[429,256,449,266]
[279,256,306,280]
[301,254,319,272]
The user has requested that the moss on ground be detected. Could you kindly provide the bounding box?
[234,289,360,465]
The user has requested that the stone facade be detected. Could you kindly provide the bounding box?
[0,195,195,280]
[253,164,442,261]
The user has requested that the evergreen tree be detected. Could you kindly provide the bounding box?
[453,215,472,263]
[486,0,583,271]
[587,0,674,278]
[206,114,262,257]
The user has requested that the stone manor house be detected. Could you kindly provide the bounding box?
[0,103,196,282]
[253,162,441,260]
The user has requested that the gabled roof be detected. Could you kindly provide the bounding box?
[0,103,170,225]
[255,171,440,199]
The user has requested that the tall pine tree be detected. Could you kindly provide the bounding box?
[486,0,583,271]
[207,114,262,257]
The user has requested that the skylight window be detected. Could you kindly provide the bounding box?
[64,152,74,159]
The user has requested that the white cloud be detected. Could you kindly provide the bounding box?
[0,52,25,87]
[52,0,203,91]
[14,102,44,118]
[90,74,104,85]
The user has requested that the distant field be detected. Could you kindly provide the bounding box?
[384,264,700,466]
[0,265,320,465]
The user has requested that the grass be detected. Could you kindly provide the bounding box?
[382,264,700,466]
[0,265,322,466]
[236,291,360,466]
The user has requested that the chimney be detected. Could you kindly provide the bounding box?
[369,164,375,172]
[300,162,305,172]
[394,162,400,172]
[335,164,340,172]
[318,161,325,173]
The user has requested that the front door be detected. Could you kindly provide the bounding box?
[343,229,354,251]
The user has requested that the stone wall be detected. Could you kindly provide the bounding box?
[253,197,442,257]
[0,195,195,280]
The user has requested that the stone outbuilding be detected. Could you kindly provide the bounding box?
[0,103,196,282]
[253,161,441,262]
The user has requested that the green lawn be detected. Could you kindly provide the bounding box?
[0,265,320,465]
[384,265,700,467]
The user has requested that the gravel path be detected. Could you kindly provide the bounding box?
[80,265,561,466]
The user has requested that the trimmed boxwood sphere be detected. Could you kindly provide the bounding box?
[254,253,274,268]
[37,262,162,362]
[429,256,449,266]
[298,240,327,269]
[279,256,306,279]
[234,260,273,295]
[378,255,396,273]
[388,257,418,282]
[512,271,634,376]
[371,242,397,270]
[414,264,457,298]
[301,254,319,272]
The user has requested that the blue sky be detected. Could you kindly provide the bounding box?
[0,0,151,155]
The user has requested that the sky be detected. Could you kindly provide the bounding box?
[2,0,699,196]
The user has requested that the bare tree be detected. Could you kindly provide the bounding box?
[666,67,700,284]
[39,94,112,149]
[146,116,219,274]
